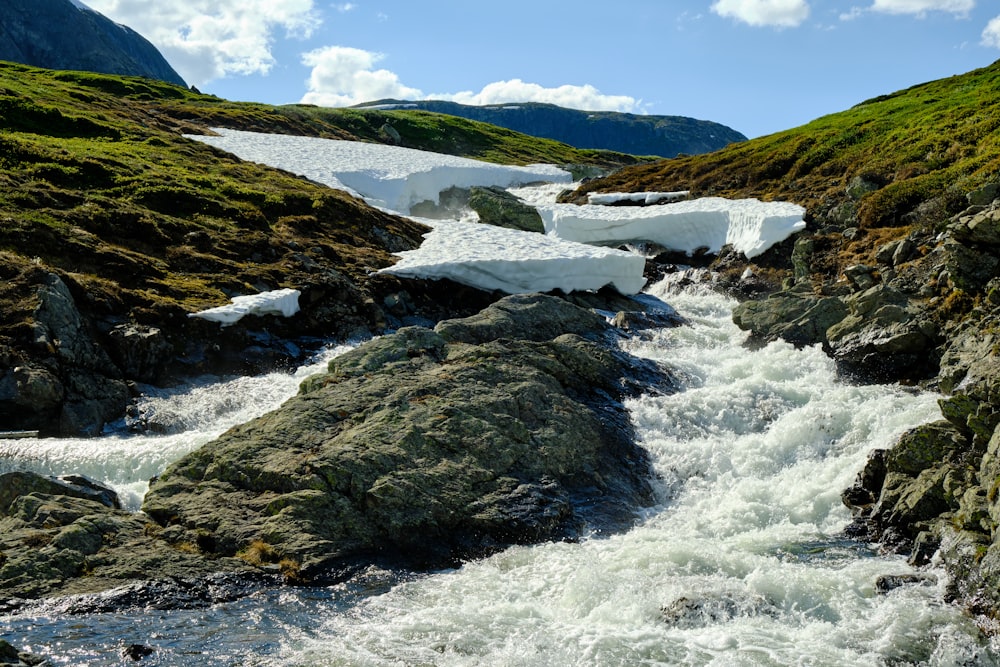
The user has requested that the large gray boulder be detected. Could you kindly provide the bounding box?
[143,294,675,579]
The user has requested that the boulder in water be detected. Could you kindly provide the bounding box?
[142,294,677,580]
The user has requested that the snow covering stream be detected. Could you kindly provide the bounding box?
[1,132,996,664]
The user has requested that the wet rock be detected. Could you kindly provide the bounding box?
[874,573,937,594]
[908,531,941,567]
[123,644,155,661]
[107,324,173,384]
[660,594,776,628]
[732,291,847,349]
[142,294,676,580]
[0,471,120,514]
[826,285,938,382]
[842,448,888,511]
[846,421,973,551]
[610,308,686,332]
[0,639,45,667]
[0,472,261,604]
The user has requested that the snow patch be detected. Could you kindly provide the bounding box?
[587,191,690,205]
[379,219,647,295]
[187,128,571,215]
[188,289,301,326]
[537,197,806,259]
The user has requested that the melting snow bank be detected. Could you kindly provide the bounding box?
[188,288,301,326]
[379,219,647,295]
[186,128,572,214]
[538,196,806,258]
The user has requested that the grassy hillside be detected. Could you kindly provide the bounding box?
[0,61,657,436]
[0,61,640,354]
[575,59,1000,234]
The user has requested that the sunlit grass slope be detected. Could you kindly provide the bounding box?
[576,59,1000,231]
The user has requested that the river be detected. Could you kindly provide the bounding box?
[1,278,996,665]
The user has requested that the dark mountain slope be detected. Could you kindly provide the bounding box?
[0,0,187,87]
[354,99,747,158]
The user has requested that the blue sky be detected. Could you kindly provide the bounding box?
[81,0,1000,139]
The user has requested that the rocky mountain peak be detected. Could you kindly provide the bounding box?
[0,0,187,87]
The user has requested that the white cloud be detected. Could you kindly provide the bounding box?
[984,16,1000,48]
[82,0,319,85]
[333,3,356,11]
[840,6,864,20]
[299,46,641,113]
[433,79,641,113]
[869,0,975,17]
[710,0,810,27]
[299,46,423,107]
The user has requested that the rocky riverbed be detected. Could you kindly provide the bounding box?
[0,293,679,610]
[720,185,1000,629]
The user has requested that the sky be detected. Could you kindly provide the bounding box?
[78,0,1000,139]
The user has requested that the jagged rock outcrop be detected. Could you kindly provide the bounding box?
[0,0,187,87]
[353,100,747,157]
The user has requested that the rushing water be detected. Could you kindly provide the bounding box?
[0,344,354,510]
[1,281,997,666]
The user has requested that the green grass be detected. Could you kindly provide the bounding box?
[578,59,1000,230]
[0,60,650,356]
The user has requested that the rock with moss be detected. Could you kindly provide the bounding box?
[0,471,259,606]
[142,294,676,580]
[467,186,545,232]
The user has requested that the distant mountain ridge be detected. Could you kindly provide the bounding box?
[353,99,747,158]
[0,0,186,87]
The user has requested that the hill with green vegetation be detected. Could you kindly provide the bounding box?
[0,61,644,436]
[353,99,747,158]
[573,58,1000,275]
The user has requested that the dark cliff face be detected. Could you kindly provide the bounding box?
[355,100,747,158]
[0,0,187,87]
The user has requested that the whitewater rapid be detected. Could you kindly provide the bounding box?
[2,280,995,666]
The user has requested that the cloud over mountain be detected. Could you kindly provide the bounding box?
[83,0,319,85]
[299,45,640,113]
